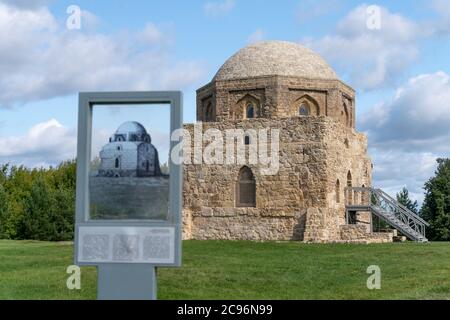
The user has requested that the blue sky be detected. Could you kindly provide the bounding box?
[0,0,449,204]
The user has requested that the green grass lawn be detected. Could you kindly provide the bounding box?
[0,240,449,300]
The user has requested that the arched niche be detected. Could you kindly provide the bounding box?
[291,94,320,117]
[202,99,215,122]
[231,94,261,120]
[236,166,256,207]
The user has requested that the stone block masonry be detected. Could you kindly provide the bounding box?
[180,40,391,243]
[182,117,371,242]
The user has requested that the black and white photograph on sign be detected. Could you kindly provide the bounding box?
[89,104,171,221]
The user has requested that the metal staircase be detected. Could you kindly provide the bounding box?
[346,187,429,242]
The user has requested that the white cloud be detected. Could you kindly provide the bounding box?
[247,29,265,44]
[304,5,420,90]
[0,119,76,167]
[361,71,450,148]
[0,3,205,107]
[360,72,450,204]
[370,148,439,204]
[204,0,235,17]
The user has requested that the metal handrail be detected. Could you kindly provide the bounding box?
[373,188,429,226]
[371,189,427,235]
[345,187,429,241]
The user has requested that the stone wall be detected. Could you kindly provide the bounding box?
[340,225,393,243]
[196,76,356,128]
[182,116,370,241]
[303,207,341,242]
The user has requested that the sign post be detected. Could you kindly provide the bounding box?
[74,91,183,300]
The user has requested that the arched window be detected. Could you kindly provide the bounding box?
[235,94,260,120]
[146,160,150,172]
[246,103,254,119]
[244,135,251,145]
[293,95,319,116]
[236,166,256,207]
[335,179,341,203]
[299,103,310,116]
[115,158,120,169]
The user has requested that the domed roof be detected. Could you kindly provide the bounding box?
[113,121,151,143]
[214,40,337,81]
[116,121,147,135]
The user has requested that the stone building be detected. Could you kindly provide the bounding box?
[98,121,161,177]
[181,41,406,243]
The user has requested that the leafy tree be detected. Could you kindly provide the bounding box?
[0,160,77,241]
[19,175,54,240]
[50,186,75,241]
[396,187,419,214]
[421,158,450,241]
[0,184,8,238]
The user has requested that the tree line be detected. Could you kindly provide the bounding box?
[0,158,449,241]
[0,161,76,241]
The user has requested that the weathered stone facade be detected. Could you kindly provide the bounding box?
[182,41,385,242]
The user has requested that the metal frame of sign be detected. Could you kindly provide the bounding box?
[74,91,183,268]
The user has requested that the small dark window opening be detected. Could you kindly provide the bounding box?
[299,103,309,116]
[115,158,120,169]
[348,211,357,224]
[246,104,254,119]
[244,135,250,145]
